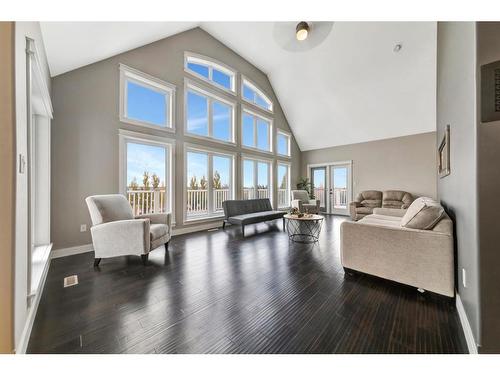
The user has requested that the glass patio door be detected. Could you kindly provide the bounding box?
[310,167,327,212]
[330,164,351,215]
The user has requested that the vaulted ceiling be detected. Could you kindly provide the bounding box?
[40,22,437,151]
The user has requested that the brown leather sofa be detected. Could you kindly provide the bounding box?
[349,190,414,221]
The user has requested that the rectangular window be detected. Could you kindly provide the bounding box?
[185,146,234,220]
[242,157,272,202]
[120,64,175,131]
[186,82,235,144]
[185,53,236,93]
[277,130,291,157]
[277,163,291,208]
[119,130,174,217]
[241,109,272,153]
[241,77,273,112]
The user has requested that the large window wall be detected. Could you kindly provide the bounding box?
[118,56,294,225]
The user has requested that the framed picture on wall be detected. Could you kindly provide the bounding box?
[438,125,450,178]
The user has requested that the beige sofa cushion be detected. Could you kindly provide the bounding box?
[382,190,414,209]
[401,197,444,230]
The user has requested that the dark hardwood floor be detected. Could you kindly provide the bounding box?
[28,215,467,354]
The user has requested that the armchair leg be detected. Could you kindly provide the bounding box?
[93,258,101,267]
[141,254,149,266]
[164,241,169,252]
[282,217,286,231]
[222,221,226,230]
[241,224,245,237]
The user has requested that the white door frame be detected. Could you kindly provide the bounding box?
[307,160,353,215]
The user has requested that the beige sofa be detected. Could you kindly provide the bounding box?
[340,198,454,297]
[349,190,414,221]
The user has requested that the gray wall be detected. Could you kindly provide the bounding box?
[301,132,437,199]
[476,22,500,353]
[51,27,300,250]
[436,22,480,346]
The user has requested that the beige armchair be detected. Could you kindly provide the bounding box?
[85,194,172,267]
[291,190,321,214]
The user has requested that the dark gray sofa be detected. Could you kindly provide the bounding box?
[222,199,286,237]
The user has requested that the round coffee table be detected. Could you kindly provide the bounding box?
[284,214,324,243]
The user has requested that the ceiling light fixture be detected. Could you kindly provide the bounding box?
[296,22,310,41]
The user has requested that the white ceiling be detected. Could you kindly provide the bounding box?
[40,22,437,151]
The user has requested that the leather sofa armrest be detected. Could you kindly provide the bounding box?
[349,201,360,220]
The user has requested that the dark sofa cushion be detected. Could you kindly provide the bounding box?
[223,199,273,219]
[227,210,285,225]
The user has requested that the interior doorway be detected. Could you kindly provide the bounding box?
[309,161,352,216]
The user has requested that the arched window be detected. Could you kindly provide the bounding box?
[241,77,273,112]
[185,52,236,93]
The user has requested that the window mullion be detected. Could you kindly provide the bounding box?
[208,153,214,214]
[253,117,257,148]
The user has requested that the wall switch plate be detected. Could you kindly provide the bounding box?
[80,224,87,232]
[462,268,467,288]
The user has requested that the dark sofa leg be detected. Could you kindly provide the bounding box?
[343,267,356,276]
[241,224,245,237]
[93,258,101,267]
[164,241,169,252]
[141,254,149,265]
[222,221,226,230]
[283,217,286,231]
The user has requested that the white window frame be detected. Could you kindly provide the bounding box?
[241,76,273,113]
[276,129,292,158]
[183,143,236,223]
[184,80,236,146]
[118,129,175,223]
[184,52,237,94]
[241,106,273,154]
[119,64,176,132]
[276,161,291,209]
[241,155,273,205]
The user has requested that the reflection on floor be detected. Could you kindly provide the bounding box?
[28,215,467,353]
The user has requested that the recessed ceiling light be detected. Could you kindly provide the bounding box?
[296,22,310,41]
[393,43,403,52]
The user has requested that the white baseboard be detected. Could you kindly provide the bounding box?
[16,245,52,354]
[172,221,222,236]
[456,292,478,354]
[51,244,93,259]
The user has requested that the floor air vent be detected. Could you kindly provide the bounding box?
[63,275,79,288]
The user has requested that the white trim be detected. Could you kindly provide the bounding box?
[118,129,175,221]
[184,51,237,94]
[172,221,223,236]
[26,38,53,119]
[241,106,274,155]
[51,244,94,259]
[16,243,53,354]
[241,75,273,113]
[456,293,478,354]
[119,64,176,132]
[184,79,236,145]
